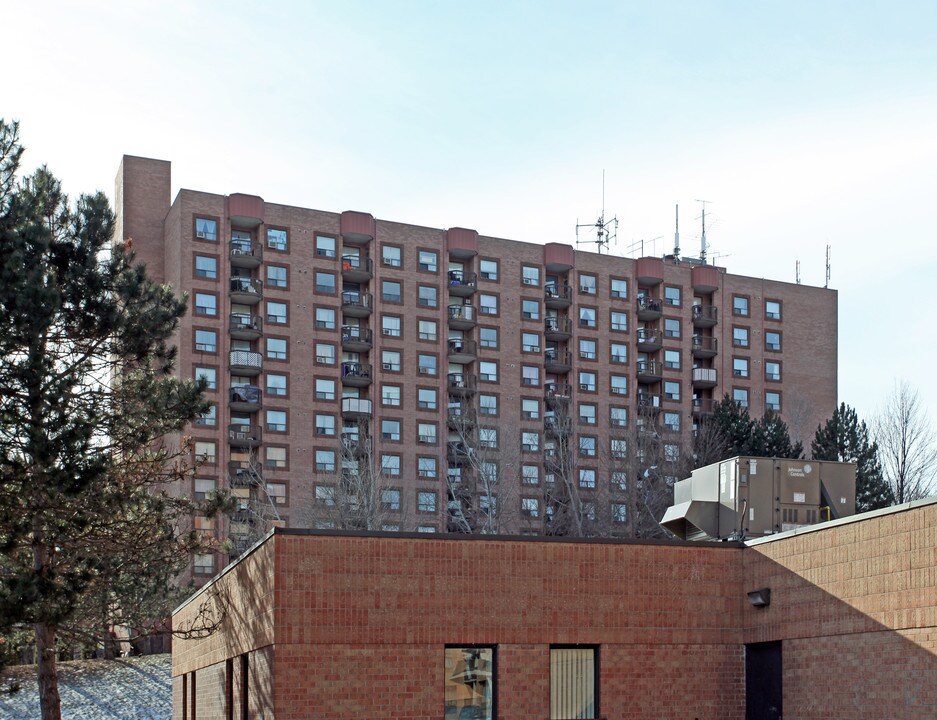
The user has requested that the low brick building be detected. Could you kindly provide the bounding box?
[172,497,937,719]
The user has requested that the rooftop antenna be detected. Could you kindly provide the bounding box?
[696,199,711,264]
[576,170,619,254]
[796,260,801,285]
[825,245,831,288]
[673,204,680,259]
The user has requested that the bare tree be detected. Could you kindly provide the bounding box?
[875,382,937,503]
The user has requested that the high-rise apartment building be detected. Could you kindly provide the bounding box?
[116,155,837,578]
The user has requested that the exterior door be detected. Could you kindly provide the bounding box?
[746,641,782,720]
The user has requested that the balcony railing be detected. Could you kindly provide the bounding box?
[447,270,478,297]
[230,313,263,338]
[544,282,573,307]
[229,350,263,374]
[692,304,718,327]
[341,290,373,316]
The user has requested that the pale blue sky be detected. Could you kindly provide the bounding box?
[6,1,937,430]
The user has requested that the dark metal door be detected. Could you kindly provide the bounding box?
[746,641,782,720]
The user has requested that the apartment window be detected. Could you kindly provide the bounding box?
[521,497,540,518]
[664,286,681,306]
[579,468,596,488]
[664,318,680,338]
[580,274,597,295]
[610,438,628,459]
[382,280,402,303]
[416,353,434,375]
[664,381,680,401]
[267,264,287,288]
[194,553,214,574]
[265,410,287,433]
[522,431,540,452]
[266,337,287,360]
[382,244,402,267]
[479,259,498,281]
[479,427,499,449]
[733,388,749,408]
[579,371,596,393]
[315,271,336,294]
[610,406,628,428]
[382,419,401,442]
[733,295,749,316]
[579,436,597,457]
[418,423,437,445]
[414,250,436,272]
[314,378,335,401]
[195,366,217,391]
[382,315,402,337]
[195,293,217,316]
[612,471,627,490]
[266,301,287,324]
[664,443,681,462]
[315,235,336,258]
[194,479,215,503]
[664,412,680,432]
[315,307,336,330]
[579,403,597,425]
[512,333,537,356]
[267,228,288,251]
[522,299,540,320]
[418,285,438,308]
[664,350,680,370]
[315,343,336,364]
[381,454,401,476]
[479,394,498,416]
[195,329,217,352]
[445,647,495,720]
[522,464,540,485]
[195,217,217,241]
[266,446,287,470]
[733,327,749,348]
[195,255,217,279]
[382,384,401,407]
[480,327,498,349]
[315,450,336,473]
[522,265,540,286]
[610,311,627,332]
[418,491,437,513]
[315,486,335,506]
[522,398,540,420]
[579,339,597,360]
[522,365,540,387]
[766,331,781,351]
[418,457,437,478]
[381,489,401,512]
[611,277,628,299]
[610,375,628,396]
[479,294,498,316]
[766,300,782,320]
[480,361,498,382]
[611,503,628,523]
[194,442,216,465]
[315,414,335,436]
[766,391,782,412]
[733,357,750,378]
[766,361,781,381]
[417,388,437,410]
[579,307,596,328]
[418,320,437,341]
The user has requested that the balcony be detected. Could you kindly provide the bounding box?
[229,237,262,268]
[228,422,262,449]
[341,362,373,387]
[544,316,572,341]
[636,360,663,384]
[447,270,478,298]
[341,397,373,420]
[636,328,662,353]
[340,254,373,283]
[692,397,715,417]
[692,367,718,389]
[637,393,662,415]
[544,382,572,407]
[446,337,478,364]
[447,441,474,464]
[691,335,718,358]
[228,460,262,488]
[229,276,262,305]
[230,313,263,341]
[447,304,477,330]
[636,296,663,321]
[229,384,262,412]
[635,256,664,286]
[341,432,371,458]
[341,290,373,317]
[544,447,568,470]
[229,350,263,376]
[692,304,718,328]
[448,372,477,396]
[340,325,373,352]
[447,403,477,429]
[544,415,571,437]
[544,348,572,374]
[544,282,573,309]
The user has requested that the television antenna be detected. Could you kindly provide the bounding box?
[825,244,831,288]
[576,170,619,254]
[696,199,711,264]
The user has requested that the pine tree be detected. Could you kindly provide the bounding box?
[710,394,756,457]
[754,413,804,460]
[814,402,894,512]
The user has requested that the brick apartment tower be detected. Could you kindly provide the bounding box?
[115,155,838,580]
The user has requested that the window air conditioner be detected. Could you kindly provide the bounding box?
[580,383,590,391]
[523,278,536,285]
[418,367,433,375]
[196,231,207,239]
[382,362,394,371]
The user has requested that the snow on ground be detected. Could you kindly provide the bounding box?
[0,654,171,720]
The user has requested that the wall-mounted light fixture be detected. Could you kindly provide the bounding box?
[747,588,771,608]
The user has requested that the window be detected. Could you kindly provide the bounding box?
[381,454,401,476]
[315,450,336,472]
[194,441,216,465]
[766,391,781,412]
[579,403,597,425]
[382,280,402,303]
[418,285,437,307]
[579,468,596,488]
[610,406,628,428]
[610,375,628,396]
[579,307,596,328]
[579,436,597,457]
[195,329,217,353]
[195,217,217,241]
[265,410,286,433]
[382,384,401,407]
[418,491,437,513]
[733,357,750,378]
[266,301,287,324]
[416,353,434,375]
[522,299,540,320]
[579,273,597,295]
[382,244,402,267]
[522,265,540,286]
[266,337,287,360]
[195,366,216,391]
[479,394,498,416]
[579,339,597,360]
[766,331,781,351]
[382,419,401,442]
[665,443,681,462]
[664,318,680,338]
[479,294,498,316]
[610,438,628,459]
[522,398,540,420]
[418,423,437,444]
[521,332,540,353]
[478,427,498,450]
[664,381,680,401]
[267,264,287,288]
[267,228,288,251]
[315,343,336,364]
[664,412,680,432]
[194,553,214,574]
[664,350,680,370]
[418,250,437,272]
[418,457,437,478]
[479,259,498,281]
[610,311,627,332]
[664,286,681,306]
[315,486,335,506]
[522,464,540,484]
[612,471,627,491]
[195,255,217,279]
[194,478,215,503]
[315,235,336,258]
[522,497,540,518]
[550,646,596,720]
[579,371,596,392]
[381,489,401,512]
[480,327,498,349]
[480,361,498,382]
[733,327,749,348]
[382,315,402,337]
[315,307,336,329]
[315,414,335,436]
[733,295,749,316]
[766,361,781,381]
[522,365,540,387]
[610,343,627,364]
[611,277,628,299]
[195,293,217,316]
[417,388,437,410]
[265,446,287,470]
[315,271,336,294]
[766,300,782,320]
[522,431,540,452]
[314,378,335,401]
[612,503,628,523]
[418,320,437,341]
[733,388,749,407]
[445,648,495,720]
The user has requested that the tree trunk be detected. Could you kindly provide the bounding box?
[35,621,62,720]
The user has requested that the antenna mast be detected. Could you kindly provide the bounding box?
[796,260,801,285]
[825,245,831,288]
[673,204,680,259]
[696,199,711,264]
[576,170,619,254]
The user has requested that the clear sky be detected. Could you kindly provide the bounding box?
[6,1,937,430]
